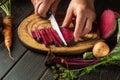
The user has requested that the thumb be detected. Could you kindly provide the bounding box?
[35,0,54,17]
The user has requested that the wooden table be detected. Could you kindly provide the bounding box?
[0,0,120,80]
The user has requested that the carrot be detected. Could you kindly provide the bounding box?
[0,0,14,60]
[2,16,14,60]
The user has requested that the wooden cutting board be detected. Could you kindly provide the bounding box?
[17,14,102,55]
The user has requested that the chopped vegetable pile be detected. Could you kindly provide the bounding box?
[31,27,74,47]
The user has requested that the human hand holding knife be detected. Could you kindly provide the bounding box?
[40,11,68,46]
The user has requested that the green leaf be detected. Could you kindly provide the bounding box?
[0,0,12,16]
[117,18,120,41]
[83,52,94,59]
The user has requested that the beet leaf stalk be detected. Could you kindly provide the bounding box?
[46,17,120,80]
[0,0,14,60]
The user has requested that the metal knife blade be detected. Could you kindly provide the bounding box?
[49,13,67,46]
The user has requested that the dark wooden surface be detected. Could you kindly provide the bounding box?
[0,0,120,80]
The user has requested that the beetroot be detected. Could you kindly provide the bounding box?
[32,27,42,42]
[97,9,117,39]
[31,31,37,39]
[39,29,48,45]
[61,27,74,43]
[44,28,54,44]
[48,28,61,46]
[50,28,63,46]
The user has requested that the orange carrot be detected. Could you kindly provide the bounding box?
[0,0,14,60]
[2,16,14,61]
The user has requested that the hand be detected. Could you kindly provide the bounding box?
[62,0,96,42]
[31,0,60,16]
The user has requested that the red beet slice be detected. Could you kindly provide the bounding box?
[43,28,53,44]
[97,9,117,39]
[32,27,42,42]
[31,31,37,39]
[48,28,61,46]
[60,27,74,43]
[31,27,74,46]
[39,29,49,46]
[50,28,63,46]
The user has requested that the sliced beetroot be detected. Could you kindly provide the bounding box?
[60,27,74,43]
[31,27,74,46]
[32,27,42,42]
[50,28,63,46]
[48,28,61,46]
[97,9,117,39]
[31,31,37,39]
[39,29,49,45]
[43,28,53,44]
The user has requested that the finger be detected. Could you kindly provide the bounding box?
[73,14,86,42]
[31,0,41,13]
[31,0,35,6]
[51,0,60,15]
[34,0,42,15]
[62,8,73,28]
[81,18,93,36]
[36,0,55,16]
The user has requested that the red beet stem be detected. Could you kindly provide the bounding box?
[34,27,42,42]
[66,59,100,69]
[39,29,48,45]
[54,57,100,69]
[44,28,54,44]
[45,53,100,69]
[31,31,37,39]
[49,28,61,46]
[63,57,99,63]
[42,28,52,45]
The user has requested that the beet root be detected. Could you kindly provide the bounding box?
[61,27,74,44]
[97,9,117,39]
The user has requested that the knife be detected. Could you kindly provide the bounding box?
[48,12,67,46]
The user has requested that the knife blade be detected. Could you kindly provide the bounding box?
[48,12,67,46]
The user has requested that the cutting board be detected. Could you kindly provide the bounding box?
[17,14,102,55]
